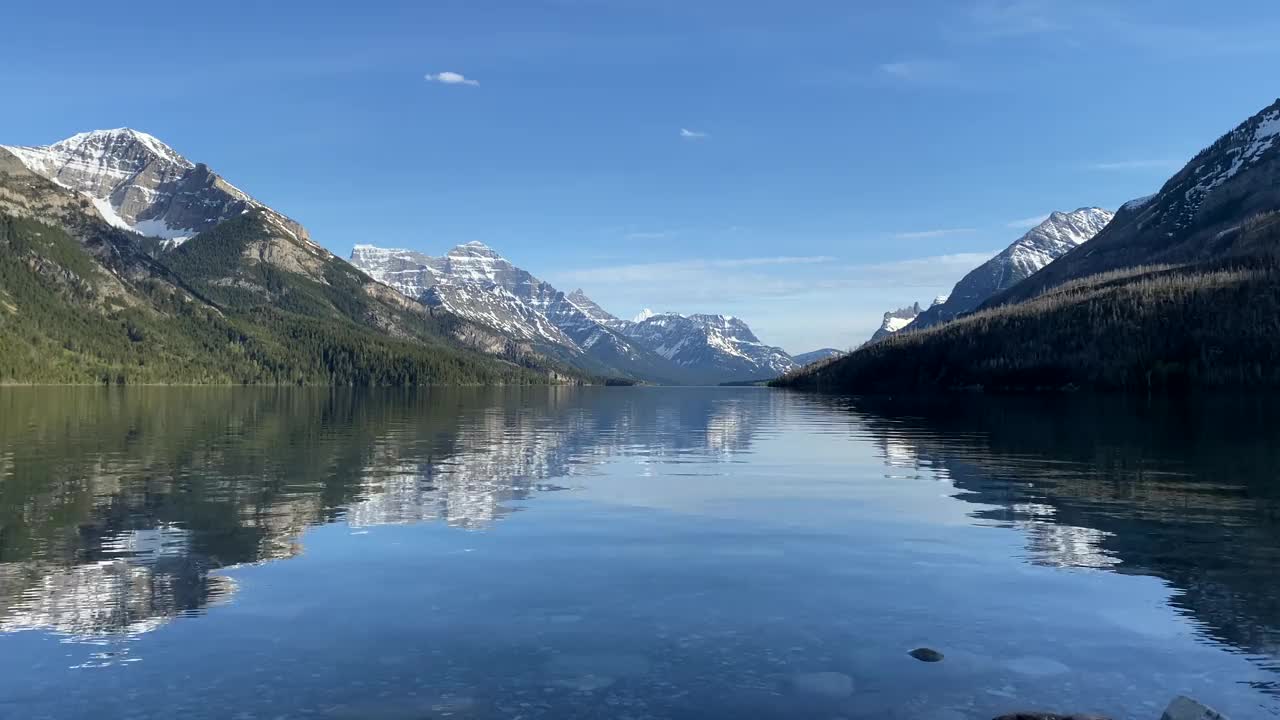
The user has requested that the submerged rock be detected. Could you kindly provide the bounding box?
[1161,696,1228,720]
[909,647,944,662]
[993,707,1105,712]
[791,671,854,698]
[992,714,1110,720]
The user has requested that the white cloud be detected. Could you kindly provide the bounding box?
[624,230,672,241]
[1087,159,1180,171]
[680,128,708,139]
[892,227,977,240]
[875,60,962,87]
[879,62,917,79]
[1006,214,1049,229]
[425,71,479,86]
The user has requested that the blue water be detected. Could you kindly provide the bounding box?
[0,388,1277,719]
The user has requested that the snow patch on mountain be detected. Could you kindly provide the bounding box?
[1,128,300,247]
[867,303,923,344]
[909,207,1113,331]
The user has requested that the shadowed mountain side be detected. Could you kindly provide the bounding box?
[797,392,1280,669]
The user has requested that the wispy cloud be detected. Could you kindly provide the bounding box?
[873,59,971,89]
[892,227,978,240]
[961,1,1280,57]
[853,252,997,288]
[680,128,708,140]
[624,230,673,241]
[425,71,479,86]
[879,60,948,81]
[1087,158,1181,171]
[967,0,1063,38]
[1006,214,1049,229]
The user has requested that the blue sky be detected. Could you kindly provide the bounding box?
[3,0,1278,352]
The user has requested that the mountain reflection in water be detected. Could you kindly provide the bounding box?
[0,388,1278,719]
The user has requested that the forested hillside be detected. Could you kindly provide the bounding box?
[0,146,575,386]
[776,214,1280,392]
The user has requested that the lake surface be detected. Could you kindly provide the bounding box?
[1,388,1278,720]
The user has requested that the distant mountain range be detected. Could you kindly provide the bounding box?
[0,127,825,386]
[0,130,572,385]
[349,243,810,384]
[780,98,1280,393]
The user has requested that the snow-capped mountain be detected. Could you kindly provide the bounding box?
[618,312,797,382]
[350,243,693,383]
[867,302,924,344]
[910,207,1113,330]
[1,128,305,247]
[791,348,843,366]
[350,243,803,383]
[996,98,1280,305]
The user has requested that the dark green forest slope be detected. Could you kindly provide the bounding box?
[776,99,1280,394]
[0,149,573,386]
[778,214,1280,392]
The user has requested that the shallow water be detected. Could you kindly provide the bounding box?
[0,387,1278,719]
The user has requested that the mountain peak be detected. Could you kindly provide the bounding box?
[450,240,504,258]
[48,127,193,169]
[633,308,657,323]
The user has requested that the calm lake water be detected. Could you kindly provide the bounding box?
[1,387,1278,720]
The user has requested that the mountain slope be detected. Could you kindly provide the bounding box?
[619,312,796,382]
[991,100,1280,306]
[0,143,565,386]
[2,129,306,248]
[910,208,1113,330]
[792,348,843,366]
[775,98,1280,393]
[868,302,923,343]
[351,244,714,384]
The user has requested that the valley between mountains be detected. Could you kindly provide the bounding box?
[4,96,1280,390]
[0,129,829,385]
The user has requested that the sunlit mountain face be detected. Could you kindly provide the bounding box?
[1,388,1279,718]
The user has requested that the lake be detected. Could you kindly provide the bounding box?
[0,387,1278,720]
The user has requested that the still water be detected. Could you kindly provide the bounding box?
[0,387,1278,720]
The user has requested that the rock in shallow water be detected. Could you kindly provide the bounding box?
[909,647,945,662]
[992,714,1110,720]
[791,671,854,698]
[1161,696,1228,720]
[988,707,1111,712]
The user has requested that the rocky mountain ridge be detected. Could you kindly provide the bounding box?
[910,207,1114,330]
[2,128,306,248]
[350,244,802,383]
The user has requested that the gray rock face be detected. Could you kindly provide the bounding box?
[911,207,1113,330]
[349,243,690,383]
[350,243,804,384]
[619,312,797,382]
[994,98,1280,306]
[868,302,923,343]
[2,129,306,247]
